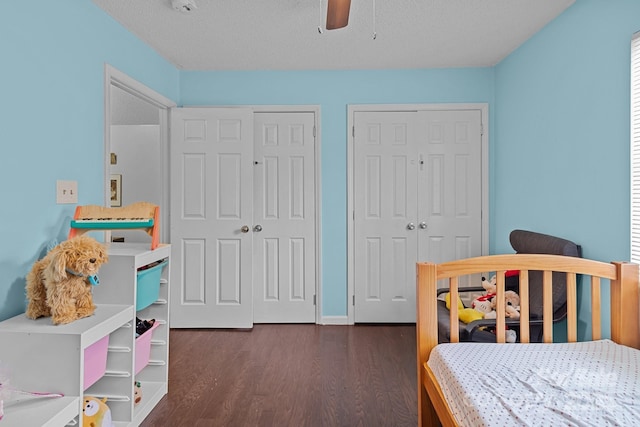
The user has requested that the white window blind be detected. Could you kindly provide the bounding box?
[631,32,640,264]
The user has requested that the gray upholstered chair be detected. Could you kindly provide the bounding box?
[436,229,582,343]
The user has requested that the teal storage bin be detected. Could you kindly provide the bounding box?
[136,259,168,311]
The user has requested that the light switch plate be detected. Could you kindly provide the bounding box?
[56,180,78,204]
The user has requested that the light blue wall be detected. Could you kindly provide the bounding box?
[2,0,638,326]
[494,0,640,339]
[0,1,179,322]
[180,69,495,316]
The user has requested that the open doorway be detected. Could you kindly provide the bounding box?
[103,65,176,243]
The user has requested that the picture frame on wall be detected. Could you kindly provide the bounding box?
[110,174,122,207]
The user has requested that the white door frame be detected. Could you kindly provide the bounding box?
[103,64,176,243]
[346,103,489,325]
[251,105,323,324]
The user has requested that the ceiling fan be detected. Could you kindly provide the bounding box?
[326,0,351,30]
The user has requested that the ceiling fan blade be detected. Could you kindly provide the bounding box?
[326,0,351,30]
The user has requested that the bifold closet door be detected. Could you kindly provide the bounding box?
[353,109,483,322]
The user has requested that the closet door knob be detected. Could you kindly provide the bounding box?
[419,222,427,229]
[253,225,263,232]
[240,225,250,233]
[407,223,416,230]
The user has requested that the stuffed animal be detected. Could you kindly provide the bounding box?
[504,290,521,319]
[471,294,494,315]
[134,380,142,406]
[480,285,520,343]
[470,276,497,315]
[473,275,496,307]
[445,293,484,323]
[82,396,113,427]
[25,236,108,325]
[484,290,521,320]
[135,317,156,337]
[481,275,497,294]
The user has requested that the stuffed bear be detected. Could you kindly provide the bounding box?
[83,396,113,427]
[484,290,521,320]
[481,287,520,343]
[504,290,521,319]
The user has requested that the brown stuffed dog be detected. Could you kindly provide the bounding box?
[25,236,108,325]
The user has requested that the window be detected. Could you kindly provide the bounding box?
[631,32,640,263]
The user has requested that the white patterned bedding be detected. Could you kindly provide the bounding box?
[427,340,640,426]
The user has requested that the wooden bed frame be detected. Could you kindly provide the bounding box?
[416,254,640,427]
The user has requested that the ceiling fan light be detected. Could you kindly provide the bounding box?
[326,0,351,30]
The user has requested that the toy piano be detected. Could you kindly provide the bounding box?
[68,202,160,249]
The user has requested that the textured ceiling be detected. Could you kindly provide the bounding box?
[92,0,575,71]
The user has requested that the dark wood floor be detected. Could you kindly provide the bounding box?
[140,324,418,427]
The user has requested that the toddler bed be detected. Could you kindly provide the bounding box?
[416,254,640,426]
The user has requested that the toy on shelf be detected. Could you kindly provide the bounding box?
[82,396,113,427]
[135,317,156,338]
[68,202,160,250]
[134,381,142,406]
[25,236,108,325]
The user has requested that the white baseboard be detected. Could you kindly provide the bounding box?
[319,315,350,325]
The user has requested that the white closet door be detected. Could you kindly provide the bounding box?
[417,110,483,274]
[170,107,254,328]
[253,112,316,323]
[353,109,483,322]
[353,111,419,322]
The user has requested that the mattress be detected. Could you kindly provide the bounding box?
[427,340,640,426]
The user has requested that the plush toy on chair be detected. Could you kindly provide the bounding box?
[470,276,497,315]
[481,275,497,295]
[25,236,108,325]
[484,290,521,320]
[445,293,484,323]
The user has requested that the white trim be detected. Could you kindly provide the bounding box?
[103,64,176,244]
[319,315,349,325]
[251,105,323,324]
[630,36,640,263]
[346,103,490,324]
[105,65,175,109]
[250,105,320,114]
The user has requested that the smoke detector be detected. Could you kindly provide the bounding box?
[171,0,197,12]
